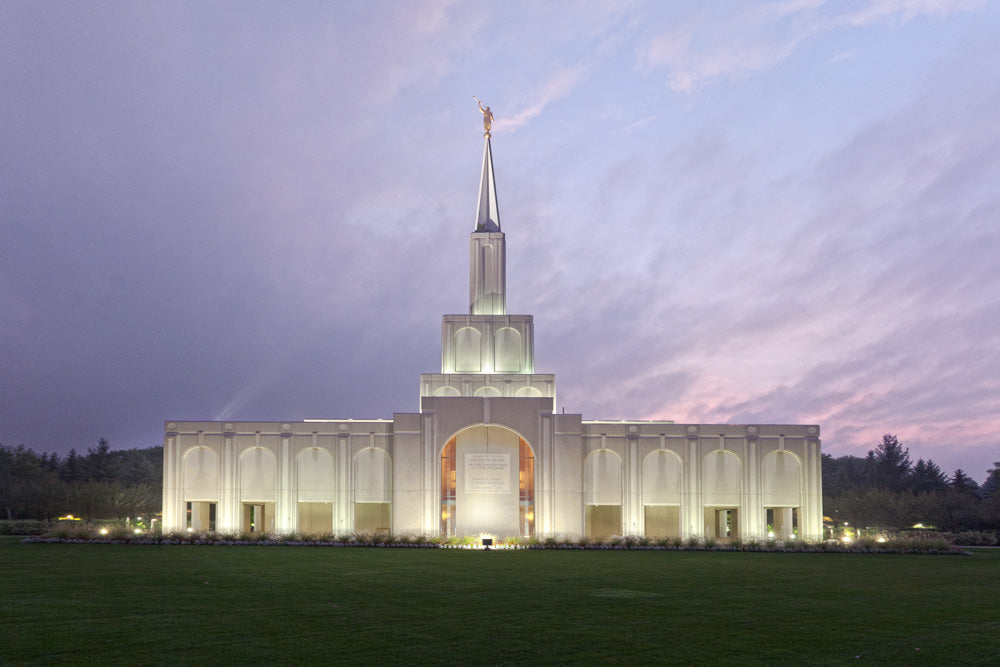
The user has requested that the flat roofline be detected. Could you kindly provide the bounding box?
[303,418,394,423]
[585,420,676,424]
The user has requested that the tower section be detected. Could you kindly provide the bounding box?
[470,136,505,315]
[469,231,505,315]
[419,131,554,403]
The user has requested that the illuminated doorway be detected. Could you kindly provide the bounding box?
[766,507,799,540]
[440,439,456,536]
[704,507,739,541]
[185,501,216,532]
[439,428,535,538]
[242,503,274,533]
[519,439,535,538]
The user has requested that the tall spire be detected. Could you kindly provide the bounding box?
[473,97,501,233]
[476,135,501,232]
[469,100,505,315]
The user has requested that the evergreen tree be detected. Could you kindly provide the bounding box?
[85,437,117,482]
[60,449,84,483]
[0,444,59,520]
[981,460,1000,499]
[951,469,980,496]
[910,458,948,494]
[866,434,912,491]
[821,454,871,496]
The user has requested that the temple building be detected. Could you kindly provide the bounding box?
[162,116,823,542]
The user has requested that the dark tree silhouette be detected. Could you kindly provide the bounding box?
[867,434,912,491]
[981,460,1000,499]
[911,458,949,494]
[951,469,980,495]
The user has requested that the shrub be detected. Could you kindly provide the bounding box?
[0,520,50,535]
[50,526,73,540]
[109,526,134,540]
[952,530,998,546]
[70,526,94,540]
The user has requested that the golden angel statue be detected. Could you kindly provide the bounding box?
[473,96,493,136]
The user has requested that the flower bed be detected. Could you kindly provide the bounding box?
[21,529,971,554]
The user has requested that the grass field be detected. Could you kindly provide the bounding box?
[2,537,998,665]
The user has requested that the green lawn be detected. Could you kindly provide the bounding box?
[2,537,998,665]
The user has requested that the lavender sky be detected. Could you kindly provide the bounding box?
[2,1,998,482]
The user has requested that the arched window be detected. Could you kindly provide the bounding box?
[239,447,277,533]
[455,327,481,372]
[584,449,622,539]
[354,448,391,534]
[641,450,682,538]
[297,447,334,534]
[494,327,522,372]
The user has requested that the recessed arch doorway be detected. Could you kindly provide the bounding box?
[440,425,535,539]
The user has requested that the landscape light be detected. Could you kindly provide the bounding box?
[134,528,141,535]
[99,528,108,535]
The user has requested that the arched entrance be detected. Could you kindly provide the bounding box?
[702,450,742,541]
[440,425,535,538]
[762,451,802,540]
[182,446,219,532]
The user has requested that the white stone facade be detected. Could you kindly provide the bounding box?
[162,134,823,541]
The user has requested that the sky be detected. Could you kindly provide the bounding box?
[2,0,999,483]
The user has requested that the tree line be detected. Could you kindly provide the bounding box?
[0,439,161,522]
[824,434,1000,532]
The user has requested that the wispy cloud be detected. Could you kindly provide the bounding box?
[638,0,983,91]
[840,0,985,26]
[500,66,589,132]
[2,1,998,482]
